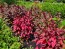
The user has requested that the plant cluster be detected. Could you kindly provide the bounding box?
[0,4,65,49]
[17,1,65,19]
[0,18,20,49]
[0,4,27,27]
[0,0,17,5]
[44,0,56,3]
[33,15,65,49]
[13,12,34,41]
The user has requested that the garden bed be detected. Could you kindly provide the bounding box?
[0,1,65,49]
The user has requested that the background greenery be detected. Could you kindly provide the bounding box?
[16,1,65,18]
[0,0,65,18]
[0,0,17,5]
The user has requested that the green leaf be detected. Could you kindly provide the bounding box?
[52,17,58,20]
[61,20,65,26]
[10,42,20,49]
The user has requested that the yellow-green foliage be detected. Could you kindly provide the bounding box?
[0,18,20,49]
[44,0,56,3]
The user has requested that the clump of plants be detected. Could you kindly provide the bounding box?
[0,4,27,27]
[12,6,65,49]
[0,0,17,5]
[33,13,65,49]
[0,4,65,49]
[12,12,35,41]
[0,18,21,49]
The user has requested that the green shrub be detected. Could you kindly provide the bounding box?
[0,0,17,5]
[17,1,33,8]
[42,3,65,18]
[62,0,65,3]
[41,3,64,17]
[0,0,4,4]
[0,18,20,49]
[44,0,57,3]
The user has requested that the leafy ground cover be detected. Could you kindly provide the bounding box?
[0,0,65,49]
[0,18,21,49]
[0,4,65,49]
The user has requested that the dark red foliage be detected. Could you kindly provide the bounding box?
[13,11,35,41]
[0,4,27,27]
[13,7,65,49]
[33,13,65,49]
[0,4,65,49]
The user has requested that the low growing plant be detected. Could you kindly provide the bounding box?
[0,18,20,49]
[0,4,65,49]
[33,12,65,49]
